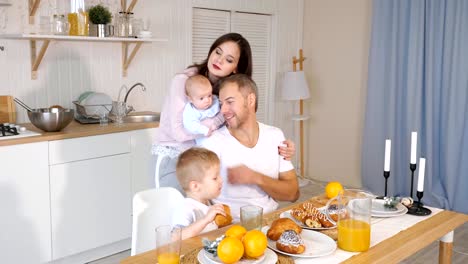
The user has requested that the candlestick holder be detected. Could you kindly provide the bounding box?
[383,171,390,197]
[407,191,432,216]
[409,163,417,197]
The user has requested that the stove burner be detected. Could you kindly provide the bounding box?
[0,123,19,137]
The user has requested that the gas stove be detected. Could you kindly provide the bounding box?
[0,123,41,140]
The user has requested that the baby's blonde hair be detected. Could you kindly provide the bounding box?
[176,147,220,191]
[185,75,212,97]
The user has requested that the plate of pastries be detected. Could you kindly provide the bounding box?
[262,218,336,258]
[280,201,338,230]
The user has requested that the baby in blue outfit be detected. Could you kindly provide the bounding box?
[183,75,220,143]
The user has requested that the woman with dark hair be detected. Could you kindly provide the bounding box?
[190,33,253,94]
[153,33,295,192]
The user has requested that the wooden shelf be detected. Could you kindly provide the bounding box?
[0,34,166,42]
[0,34,167,79]
[0,0,160,79]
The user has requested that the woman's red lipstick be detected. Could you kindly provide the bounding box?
[213,64,221,70]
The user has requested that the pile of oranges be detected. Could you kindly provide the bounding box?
[217,225,267,264]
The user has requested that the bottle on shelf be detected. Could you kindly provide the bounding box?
[68,8,88,36]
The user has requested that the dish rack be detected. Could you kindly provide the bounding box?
[73,101,112,119]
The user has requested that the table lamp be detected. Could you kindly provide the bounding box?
[281,49,311,182]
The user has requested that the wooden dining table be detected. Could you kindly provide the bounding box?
[121,196,468,264]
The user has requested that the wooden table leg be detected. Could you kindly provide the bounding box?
[439,231,454,264]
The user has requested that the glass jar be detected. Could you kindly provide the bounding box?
[52,14,68,35]
[127,12,135,37]
[116,11,127,37]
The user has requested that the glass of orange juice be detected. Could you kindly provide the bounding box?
[326,192,372,252]
[156,225,181,264]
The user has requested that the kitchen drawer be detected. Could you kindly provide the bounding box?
[49,132,131,165]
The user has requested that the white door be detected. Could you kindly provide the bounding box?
[192,8,272,123]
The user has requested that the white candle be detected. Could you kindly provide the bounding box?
[384,139,391,172]
[417,158,426,192]
[411,132,417,164]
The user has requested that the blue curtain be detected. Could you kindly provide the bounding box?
[362,0,468,214]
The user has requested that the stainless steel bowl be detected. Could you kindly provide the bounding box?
[27,108,74,132]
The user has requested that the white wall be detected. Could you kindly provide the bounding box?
[302,0,372,187]
[0,0,303,135]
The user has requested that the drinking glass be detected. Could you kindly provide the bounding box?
[111,101,126,125]
[326,192,372,252]
[240,205,263,231]
[142,17,151,31]
[99,112,108,126]
[155,225,181,264]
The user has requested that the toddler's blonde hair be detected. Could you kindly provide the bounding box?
[176,147,220,191]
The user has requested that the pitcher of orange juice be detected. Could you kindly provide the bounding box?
[326,191,372,252]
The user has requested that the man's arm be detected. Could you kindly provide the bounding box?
[227,166,300,202]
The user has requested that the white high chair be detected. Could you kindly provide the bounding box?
[151,144,180,188]
[130,187,184,256]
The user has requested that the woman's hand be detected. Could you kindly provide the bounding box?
[279,139,295,160]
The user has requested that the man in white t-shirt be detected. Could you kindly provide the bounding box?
[200,74,300,221]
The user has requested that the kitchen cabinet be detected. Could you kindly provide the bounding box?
[0,142,52,263]
[131,127,158,195]
[49,133,132,260]
[0,127,158,263]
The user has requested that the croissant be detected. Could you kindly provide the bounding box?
[214,204,233,228]
[267,218,302,241]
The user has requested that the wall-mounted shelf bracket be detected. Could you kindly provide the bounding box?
[121,0,138,13]
[29,0,41,24]
[122,42,143,77]
[0,34,166,79]
[30,39,50,80]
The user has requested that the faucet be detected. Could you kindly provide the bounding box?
[123,82,146,114]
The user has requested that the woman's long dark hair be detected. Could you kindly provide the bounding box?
[189,33,253,94]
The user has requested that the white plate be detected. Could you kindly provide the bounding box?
[261,226,336,258]
[280,210,337,230]
[371,199,408,217]
[197,248,277,264]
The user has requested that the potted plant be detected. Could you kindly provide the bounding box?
[88,4,112,37]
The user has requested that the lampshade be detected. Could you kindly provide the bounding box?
[281,71,310,100]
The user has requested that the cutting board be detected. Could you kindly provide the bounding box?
[0,95,16,123]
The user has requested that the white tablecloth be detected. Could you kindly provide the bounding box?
[294,207,442,264]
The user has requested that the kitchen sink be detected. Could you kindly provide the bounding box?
[122,112,160,123]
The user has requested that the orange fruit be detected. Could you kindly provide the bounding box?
[325,181,344,198]
[217,237,244,264]
[242,230,268,259]
[225,225,247,240]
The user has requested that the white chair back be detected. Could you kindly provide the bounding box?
[151,145,180,188]
[131,187,184,256]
